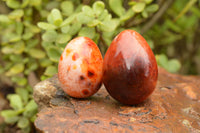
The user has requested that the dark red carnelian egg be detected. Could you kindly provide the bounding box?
[58,37,103,98]
[103,30,158,105]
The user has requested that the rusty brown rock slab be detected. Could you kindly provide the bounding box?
[34,68,200,133]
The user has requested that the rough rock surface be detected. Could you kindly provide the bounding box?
[33,68,200,133]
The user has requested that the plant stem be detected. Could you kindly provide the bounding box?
[95,27,108,55]
[140,0,174,34]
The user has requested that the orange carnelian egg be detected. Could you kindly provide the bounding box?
[58,37,103,98]
[103,30,158,105]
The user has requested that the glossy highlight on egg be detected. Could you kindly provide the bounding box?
[103,30,158,105]
[58,37,103,98]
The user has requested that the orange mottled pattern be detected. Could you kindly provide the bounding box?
[58,37,103,98]
[80,39,103,85]
[66,49,71,57]
[72,53,79,61]
[60,55,63,61]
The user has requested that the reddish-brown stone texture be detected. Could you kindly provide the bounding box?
[103,30,158,105]
[34,68,200,133]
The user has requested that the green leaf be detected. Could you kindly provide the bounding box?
[16,88,29,104]
[44,66,57,76]
[76,12,94,24]
[61,1,74,16]
[46,1,59,10]
[24,8,33,16]
[102,31,114,46]
[87,19,101,27]
[24,60,38,75]
[1,110,19,124]
[156,54,181,73]
[146,4,159,13]
[160,32,182,44]
[104,14,112,21]
[181,15,198,29]
[61,15,76,27]
[0,15,12,23]
[22,124,31,132]
[47,13,54,24]
[93,34,100,44]
[9,35,21,43]
[144,0,153,4]
[51,8,63,26]
[2,46,14,54]
[156,54,168,67]
[191,7,200,18]
[80,6,95,21]
[17,117,29,129]
[6,63,24,76]
[7,94,23,110]
[99,19,120,32]
[21,0,30,8]
[2,33,21,44]
[132,2,146,13]
[28,60,38,71]
[23,100,38,118]
[142,10,148,18]
[9,55,22,63]
[78,27,95,39]
[13,41,25,54]
[26,85,33,93]
[167,59,181,73]
[41,42,54,49]
[4,62,13,72]
[17,78,27,86]
[22,32,34,40]
[26,39,39,50]
[42,30,57,42]
[68,22,82,36]
[9,9,24,19]
[61,25,70,33]
[23,58,29,64]
[29,48,46,59]
[11,76,27,86]
[128,1,137,6]
[98,9,109,21]
[92,1,105,16]
[165,19,181,33]
[25,23,41,33]
[74,4,83,13]
[56,42,66,49]
[29,0,41,6]
[6,0,20,9]
[37,22,57,30]
[120,8,135,22]
[30,115,37,123]
[109,0,125,17]
[39,59,52,67]
[16,22,24,35]
[82,6,94,16]
[56,34,71,44]
[47,46,61,62]
[40,75,49,81]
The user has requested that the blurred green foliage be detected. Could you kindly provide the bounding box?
[145,0,200,74]
[0,0,199,132]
